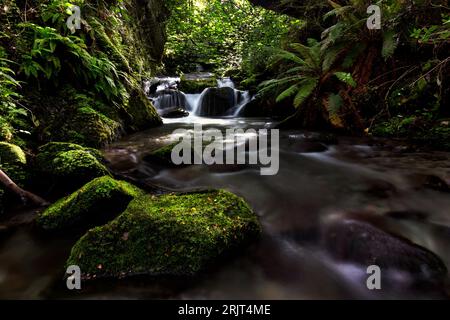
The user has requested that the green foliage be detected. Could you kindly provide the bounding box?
[66,189,261,278]
[19,23,129,103]
[257,39,356,127]
[0,47,30,142]
[164,0,300,75]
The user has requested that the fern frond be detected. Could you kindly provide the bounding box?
[293,78,319,108]
[334,72,357,87]
[276,84,299,103]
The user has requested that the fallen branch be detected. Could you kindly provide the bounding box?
[0,169,49,207]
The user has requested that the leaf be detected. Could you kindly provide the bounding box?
[293,78,318,108]
[326,93,344,128]
[276,84,298,103]
[334,72,357,87]
[382,30,398,60]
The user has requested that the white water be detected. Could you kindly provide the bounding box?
[148,76,252,117]
[217,77,235,89]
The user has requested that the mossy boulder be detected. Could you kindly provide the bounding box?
[35,142,110,194]
[0,142,27,183]
[66,190,261,278]
[125,88,162,132]
[59,106,123,148]
[0,142,26,165]
[179,73,217,93]
[0,142,28,211]
[37,176,145,232]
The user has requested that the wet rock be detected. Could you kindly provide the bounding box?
[364,179,397,198]
[322,219,447,284]
[66,190,261,279]
[158,107,189,118]
[0,142,29,209]
[151,89,187,110]
[37,176,144,232]
[179,73,217,93]
[198,87,236,116]
[126,88,162,132]
[34,142,110,195]
[422,175,450,193]
[385,210,428,221]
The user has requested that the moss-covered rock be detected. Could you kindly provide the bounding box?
[125,88,162,132]
[35,142,110,194]
[179,74,217,93]
[37,176,144,232]
[0,142,27,183]
[66,190,261,278]
[0,142,26,165]
[47,105,123,148]
[0,142,28,211]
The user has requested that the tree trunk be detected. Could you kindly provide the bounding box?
[0,169,49,207]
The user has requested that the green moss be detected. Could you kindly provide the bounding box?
[89,18,131,72]
[0,142,28,184]
[179,75,217,93]
[35,142,110,193]
[65,106,122,148]
[0,116,13,142]
[125,88,162,132]
[37,176,144,231]
[66,189,261,278]
[0,142,26,165]
[38,89,123,148]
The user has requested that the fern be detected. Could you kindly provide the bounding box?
[382,30,398,60]
[334,72,357,87]
[293,78,319,108]
[326,93,344,128]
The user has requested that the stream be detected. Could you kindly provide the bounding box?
[0,88,449,300]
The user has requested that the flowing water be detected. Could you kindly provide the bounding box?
[150,77,251,117]
[0,94,449,299]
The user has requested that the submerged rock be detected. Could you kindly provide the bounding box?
[66,190,261,278]
[35,142,110,194]
[158,107,189,118]
[37,176,144,232]
[322,219,447,284]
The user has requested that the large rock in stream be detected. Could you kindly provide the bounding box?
[198,87,236,116]
[34,142,110,195]
[66,190,261,278]
[323,218,447,285]
[37,176,144,232]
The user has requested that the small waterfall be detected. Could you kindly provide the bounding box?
[232,91,251,116]
[147,76,252,118]
[152,90,187,110]
[217,77,235,89]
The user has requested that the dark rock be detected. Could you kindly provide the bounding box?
[198,87,236,116]
[158,107,189,118]
[179,73,217,93]
[152,90,187,110]
[322,219,447,284]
